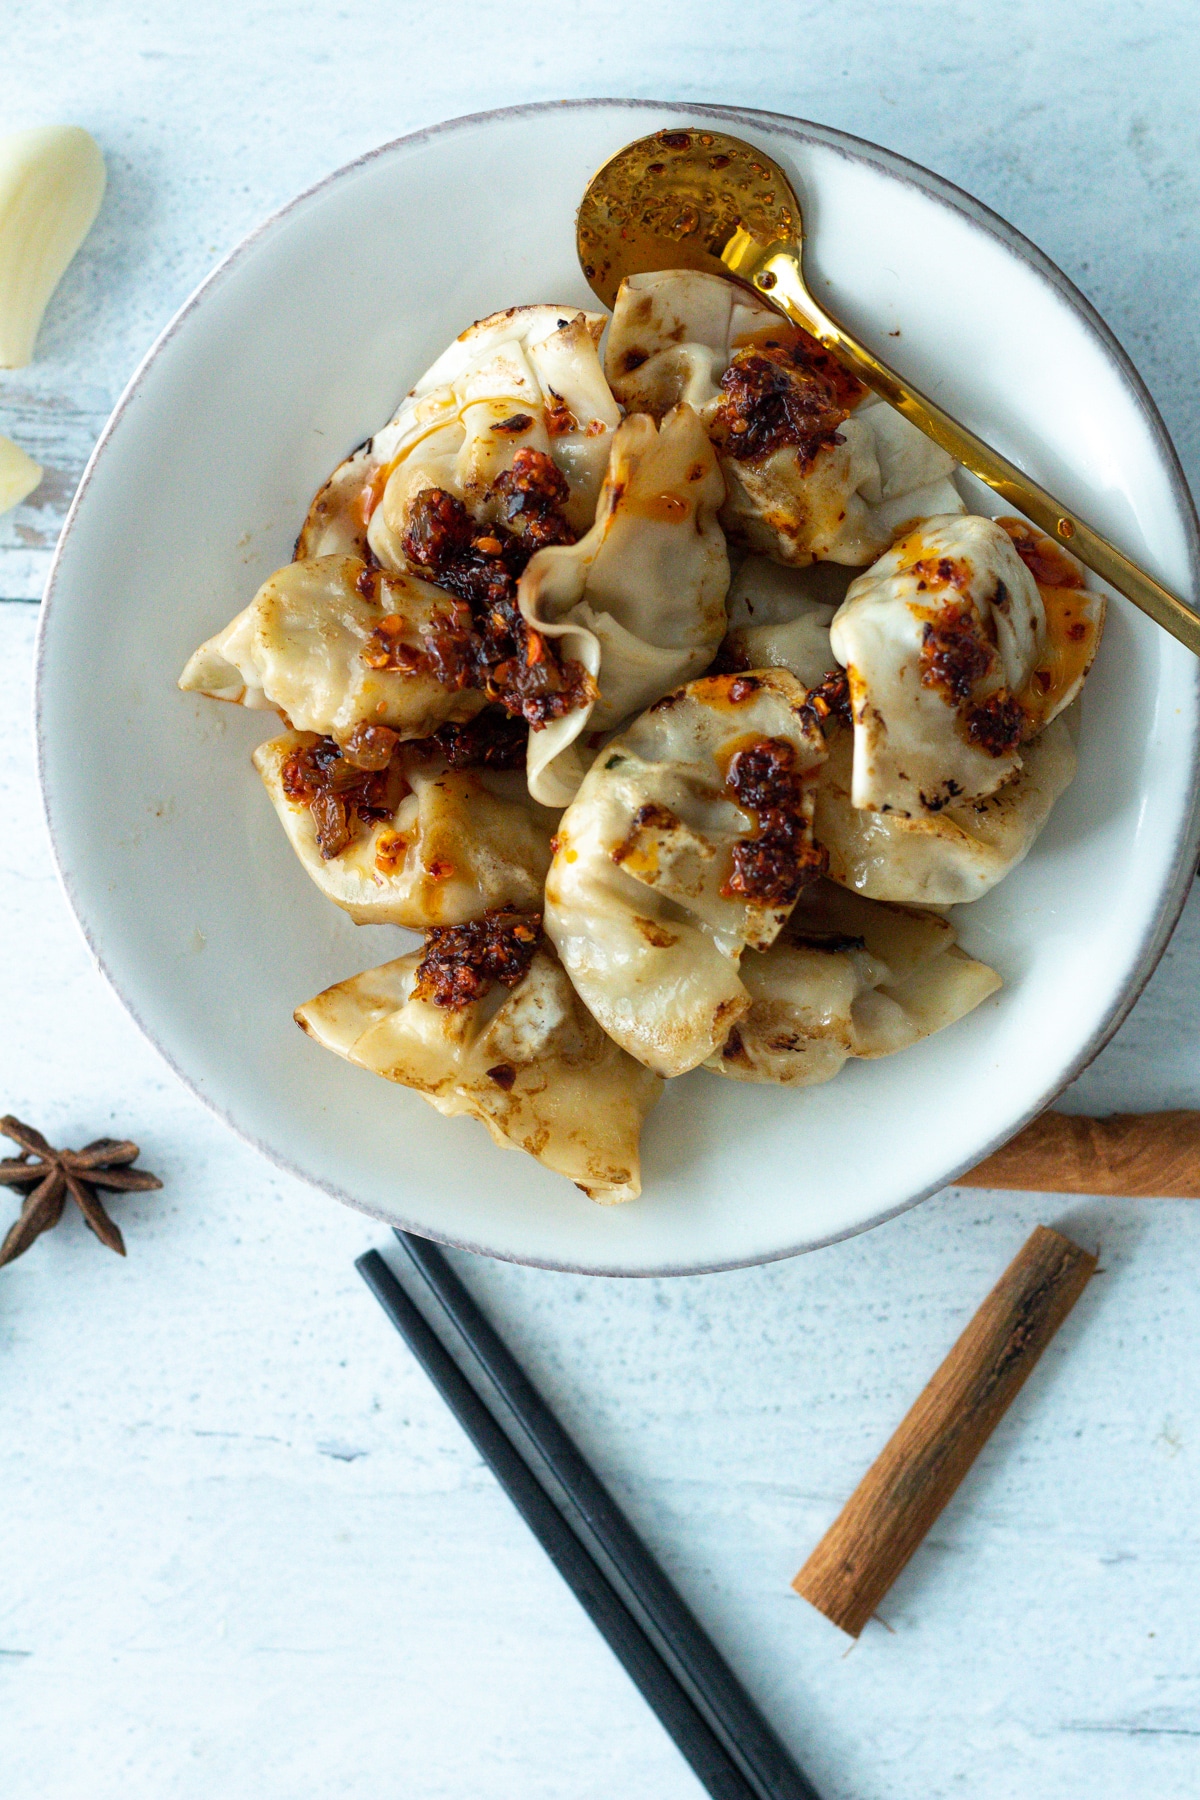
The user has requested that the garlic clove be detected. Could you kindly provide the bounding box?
[0,126,106,369]
[0,434,42,515]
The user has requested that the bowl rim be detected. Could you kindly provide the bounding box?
[35,97,1200,1276]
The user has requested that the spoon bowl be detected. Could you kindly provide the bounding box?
[577,127,798,307]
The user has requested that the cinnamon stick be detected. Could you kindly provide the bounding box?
[959,1110,1200,1197]
[793,1224,1096,1637]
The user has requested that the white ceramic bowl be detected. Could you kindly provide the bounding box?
[37,100,1200,1274]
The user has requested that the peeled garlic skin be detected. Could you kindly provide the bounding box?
[0,126,105,369]
[0,435,42,515]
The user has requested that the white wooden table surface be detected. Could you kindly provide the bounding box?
[4,7,1200,1797]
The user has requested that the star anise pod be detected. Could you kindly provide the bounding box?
[0,1115,162,1267]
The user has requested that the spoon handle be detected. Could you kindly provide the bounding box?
[756,257,1200,658]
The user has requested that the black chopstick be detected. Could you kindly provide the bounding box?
[357,1249,759,1800]
[393,1233,822,1796]
[361,1234,823,1800]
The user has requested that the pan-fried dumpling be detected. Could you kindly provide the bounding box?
[295,931,662,1203]
[813,712,1077,904]
[705,879,1000,1085]
[544,670,829,1077]
[296,307,622,564]
[713,385,964,571]
[360,306,623,568]
[993,515,1105,731]
[830,514,1041,814]
[518,406,730,805]
[178,555,488,745]
[604,269,960,565]
[288,387,606,748]
[718,556,850,685]
[255,732,557,926]
[828,513,1102,817]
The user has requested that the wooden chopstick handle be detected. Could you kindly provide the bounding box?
[959,1111,1200,1196]
[793,1225,1096,1637]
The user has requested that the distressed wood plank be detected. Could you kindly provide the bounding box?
[0,383,110,599]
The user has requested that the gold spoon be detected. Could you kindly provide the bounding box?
[577,127,1200,657]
